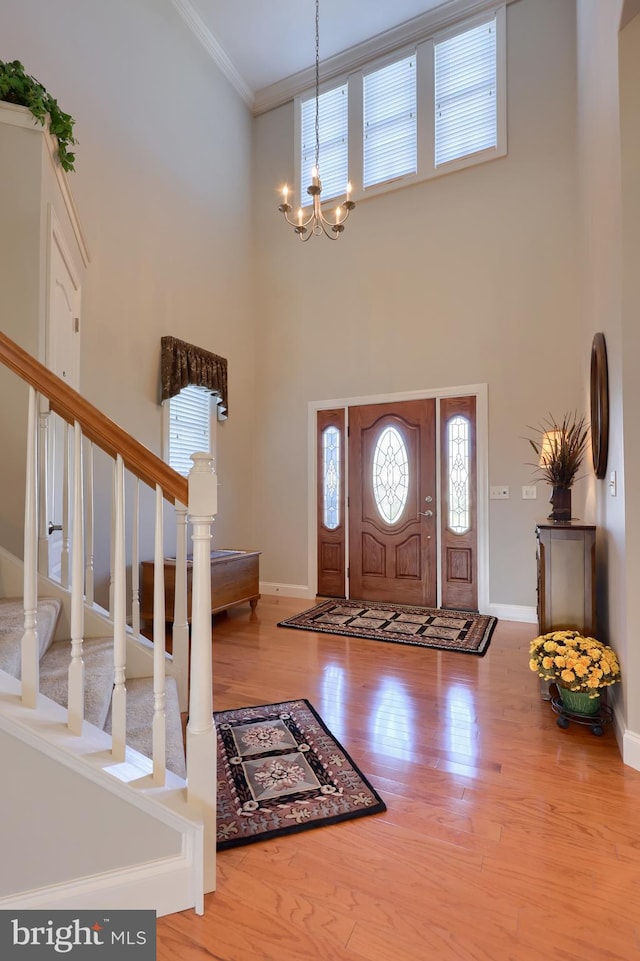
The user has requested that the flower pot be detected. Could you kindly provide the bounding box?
[558,687,601,715]
[548,487,571,522]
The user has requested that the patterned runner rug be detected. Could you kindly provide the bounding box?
[278,599,497,656]
[215,698,386,850]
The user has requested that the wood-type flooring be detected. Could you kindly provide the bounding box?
[157,595,640,961]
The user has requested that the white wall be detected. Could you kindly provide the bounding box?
[252,0,582,607]
[575,0,640,765]
[619,10,640,749]
[1,0,256,601]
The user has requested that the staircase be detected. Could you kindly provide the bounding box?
[0,331,218,916]
[0,597,186,776]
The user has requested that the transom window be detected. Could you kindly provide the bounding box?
[435,19,498,167]
[364,55,417,189]
[300,84,348,206]
[296,6,505,205]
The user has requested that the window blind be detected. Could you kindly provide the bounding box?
[364,55,417,188]
[168,385,210,477]
[434,18,497,167]
[300,84,348,206]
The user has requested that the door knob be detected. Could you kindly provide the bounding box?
[48,522,63,535]
[418,510,433,518]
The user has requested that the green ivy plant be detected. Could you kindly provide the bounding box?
[0,59,77,171]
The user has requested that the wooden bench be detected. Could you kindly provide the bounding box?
[141,550,260,622]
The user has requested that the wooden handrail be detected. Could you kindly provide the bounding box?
[0,330,188,505]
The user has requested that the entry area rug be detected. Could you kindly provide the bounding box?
[214,698,386,850]
[278,599,497,656]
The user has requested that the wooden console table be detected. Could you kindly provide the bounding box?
[141,550,260,622]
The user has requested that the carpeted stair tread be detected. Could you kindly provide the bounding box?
[0,597,62,678]
[40,636,115,729]
[104,675,186,779]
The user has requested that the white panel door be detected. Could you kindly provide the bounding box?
[46,220,81,581]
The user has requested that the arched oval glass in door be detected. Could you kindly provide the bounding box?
[372,425,409,524]
[348,400,437,606]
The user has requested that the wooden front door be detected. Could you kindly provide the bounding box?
[348,400,437,605]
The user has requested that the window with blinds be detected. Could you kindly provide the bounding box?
[364,55,417,189]
[434,18,497,167]
[300,83,348,206]
[167,385,211,477]
[293,5,505,203]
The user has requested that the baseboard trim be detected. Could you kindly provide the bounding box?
[488,603,537,623]
[260,581,315,601]
[0,850,201,917]
[258,589,538,621]
[622,725,640,772]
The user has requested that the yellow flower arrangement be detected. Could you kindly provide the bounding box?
[529,630,621,698]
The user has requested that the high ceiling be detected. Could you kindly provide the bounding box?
[183,0,459,95]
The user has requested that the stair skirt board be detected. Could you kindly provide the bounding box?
[0,848,204,918]
[0,597,62,676]
[0,687,205,916]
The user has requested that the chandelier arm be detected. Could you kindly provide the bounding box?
[319,220,341,239]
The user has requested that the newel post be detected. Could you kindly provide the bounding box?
[186,452,217,897]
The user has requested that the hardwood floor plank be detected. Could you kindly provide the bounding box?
[157,597,640,960]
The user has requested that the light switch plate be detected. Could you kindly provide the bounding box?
[522,486,537,499]
[490,486,509,500]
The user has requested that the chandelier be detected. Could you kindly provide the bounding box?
[278,0,355,241]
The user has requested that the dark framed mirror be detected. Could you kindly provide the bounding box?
[590,332,609,479]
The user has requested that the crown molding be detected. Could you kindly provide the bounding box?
[253,0,513,115]
[169,0,254,108]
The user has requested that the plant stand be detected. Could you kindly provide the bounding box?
[549,683,613,736]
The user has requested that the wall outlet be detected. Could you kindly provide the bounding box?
[490,486,509,499]
[522,486,537,499]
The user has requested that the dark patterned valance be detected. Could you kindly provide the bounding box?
[161,336,228,417]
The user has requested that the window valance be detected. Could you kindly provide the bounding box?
[161,336,228,417]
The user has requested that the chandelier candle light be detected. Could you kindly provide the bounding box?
[278,0,355,240]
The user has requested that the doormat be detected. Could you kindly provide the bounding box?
[278,599,497,656]
[214,698,386,850]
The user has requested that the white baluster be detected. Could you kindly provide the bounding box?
[21,387,39,708]
[172,503,189,711]
[37,400,50,575]
[108,461,115,617]
[153,485,166,784]
[84,440,95,605]
[60,423,70,589]
[186,452,217,895]
[111,454,127,761]
[131,479,140,638]
[68,422,85,735]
